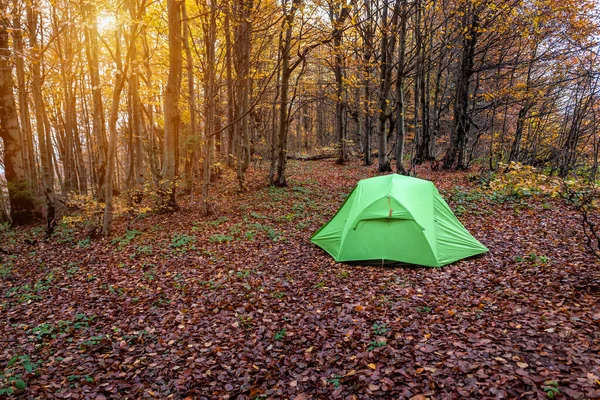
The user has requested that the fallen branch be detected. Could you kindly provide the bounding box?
[287,153,336,161]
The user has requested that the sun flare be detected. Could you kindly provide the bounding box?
[97,13,116,33]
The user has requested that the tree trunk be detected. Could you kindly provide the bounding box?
[376,0,400,173]
[234,0,253,191]
[182,1,196,195]
[103,26,127,236]
[274,0,301,187]
[202,0,217,214]
[127,0,145,200]
[28,1,55,234]
[224,4,236,169]
[161,0,183,210]
[443,6,478,170]
[394,0,407,174]
[0,8,36,225]
[12,0,36,190]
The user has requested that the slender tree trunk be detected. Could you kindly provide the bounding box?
[103,26,127,236]
[29,0,56,233]
[224,2,236,169]
[182,1,196,195]
[275,25,292,187]
[202,0,217,214]
[161,0,183,210]
[376,0,399,173]
[84,2,108,201]
[394,0,407,174]
[126,0,145,202]
[269,33,282,184]
[361,0,374,166]
[443,6,478,170]
[274,0,301,187]
[234,0,253,191]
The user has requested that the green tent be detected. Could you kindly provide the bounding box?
[311,174,488,267]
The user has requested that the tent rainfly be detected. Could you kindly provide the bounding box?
[311,174,488,267]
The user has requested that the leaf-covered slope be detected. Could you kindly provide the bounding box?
[0,160,598,399]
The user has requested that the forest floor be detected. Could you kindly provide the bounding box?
[1,160,599,399]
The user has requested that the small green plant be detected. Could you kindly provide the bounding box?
[73,313,96,329]
[30,323,55,339]
[79,335,106,350]
[236,269,251,278]
[338,270,350,279]
[266,226,282,241]
[209,234,233,243]
[328,375,342,388]
[272,291,285,299]
[111,229,142,248]
[543,380,559,399]
[143,270,156,282]
[0,262,13,278]
[315,281,326,289]
[367,340,386,351]
[108,285,125,296]
[416,306,432,313]
[55,223,75,244]
[0,355,36,395]
[136,245,153,256]
[372,322,389,336]
[170,233,196,248]
[210,216,230,227]
[77,238,91,248]
[274,328,287,340]
[67,374,94,384]
[296,221,308,229]
[236,313,254,328]
[66,263,80,276]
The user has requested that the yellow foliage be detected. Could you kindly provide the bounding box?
[490,162,598,200]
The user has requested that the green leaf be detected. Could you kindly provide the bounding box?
[15,379,26,390]
[23,361,36,373]
[6,355,18,368]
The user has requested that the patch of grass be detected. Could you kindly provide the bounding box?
[272,291,286,299]
[416,306,432,313]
